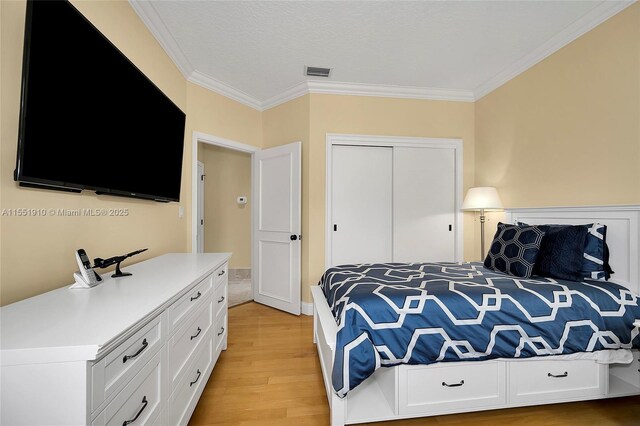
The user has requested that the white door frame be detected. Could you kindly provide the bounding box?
[191,131,259,257]
[325,133,464,268]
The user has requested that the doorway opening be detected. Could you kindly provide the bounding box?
[193,133,258,307]
[192,132,302,315]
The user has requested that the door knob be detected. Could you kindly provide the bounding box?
[290,235,298,241]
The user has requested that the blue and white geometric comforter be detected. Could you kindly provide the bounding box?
[318,262,640,397]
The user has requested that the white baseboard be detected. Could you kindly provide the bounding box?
[301,301,314,316]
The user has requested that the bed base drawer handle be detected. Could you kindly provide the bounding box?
[218,296,225,303]
[190,291,202,301]
[442,380,464,387]
[122,339,148,363]
[122,396,148,426]
[547,371,568,378]
[218,326,225,336]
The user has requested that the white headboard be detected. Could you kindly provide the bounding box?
[504,205,640,295]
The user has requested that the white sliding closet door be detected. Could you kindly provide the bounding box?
[331,145,393,266]
[393,147,456,262]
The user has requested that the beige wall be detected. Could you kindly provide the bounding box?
[3,0,636,308]
[303,94,476,302]
[0,0,188,306]
[261,94,476,303]
[200,145,252,268]
[184,83,262,259]
[0,1,262,306]
[476,4,640,211]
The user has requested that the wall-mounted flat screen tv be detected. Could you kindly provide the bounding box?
[15,0,186,202]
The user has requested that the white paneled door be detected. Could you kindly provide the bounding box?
[330,142,458,267]
[253,142,301,315]
[393,147,455,262]
[331,145,393,266]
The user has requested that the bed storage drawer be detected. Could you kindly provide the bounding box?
[398,361,506,415]
[92,314,164,412]
[168,274,214,333]
[91,351,163,426]
[508,359,606,404]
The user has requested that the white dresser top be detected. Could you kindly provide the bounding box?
[0,253,230,366]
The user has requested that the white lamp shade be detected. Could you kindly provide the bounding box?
[461,187,503,211]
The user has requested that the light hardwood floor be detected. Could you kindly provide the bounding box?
[189,302,640,426]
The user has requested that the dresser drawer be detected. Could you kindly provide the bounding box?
[92,314,164,412]
[399,361,506,415]
[508,359,606,404]
[215,312,228,357]
[168,336,214,426]
[167,274,213,333]
[214,279,228,318]
[92,351,163,426]
[168,298,213,392]
[214,263,228,287]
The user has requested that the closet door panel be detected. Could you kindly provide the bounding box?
[331,145,393,266]
[393,147,455,262]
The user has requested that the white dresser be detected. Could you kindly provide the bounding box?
[0,253,230,426]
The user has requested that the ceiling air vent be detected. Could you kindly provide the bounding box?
[305,66,332,78]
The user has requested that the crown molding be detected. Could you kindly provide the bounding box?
[128,1,194,78]
[188,71,263,111]
[260,80,474,110]
[307,81,475,102]
[260,82,310,111]
[131,0,634,110]
[473,1,635,100]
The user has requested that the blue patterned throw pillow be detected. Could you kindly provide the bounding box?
[518,222,613,281]
[533,225,588,281]
[484,223,545,278]
[581,223,612,280]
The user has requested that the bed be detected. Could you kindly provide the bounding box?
[312,206,640,426]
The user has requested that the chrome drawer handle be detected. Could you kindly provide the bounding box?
[190,291,202,301]
[218,296,225,303]
[442,380,464,387]
[190,369,202,387]
[548,371,568,378]
[122,339,148,363]
[122,396,148,426]
[218,270,225,276]
[190,327,202,340]
[217,327,225,336]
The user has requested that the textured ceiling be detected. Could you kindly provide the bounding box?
[136,0,631,106]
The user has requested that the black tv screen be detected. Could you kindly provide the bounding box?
[15,0,186,202]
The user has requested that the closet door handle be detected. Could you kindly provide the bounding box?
[122,339,148,363]
[290,235,298,241]
[122,396,148,426]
